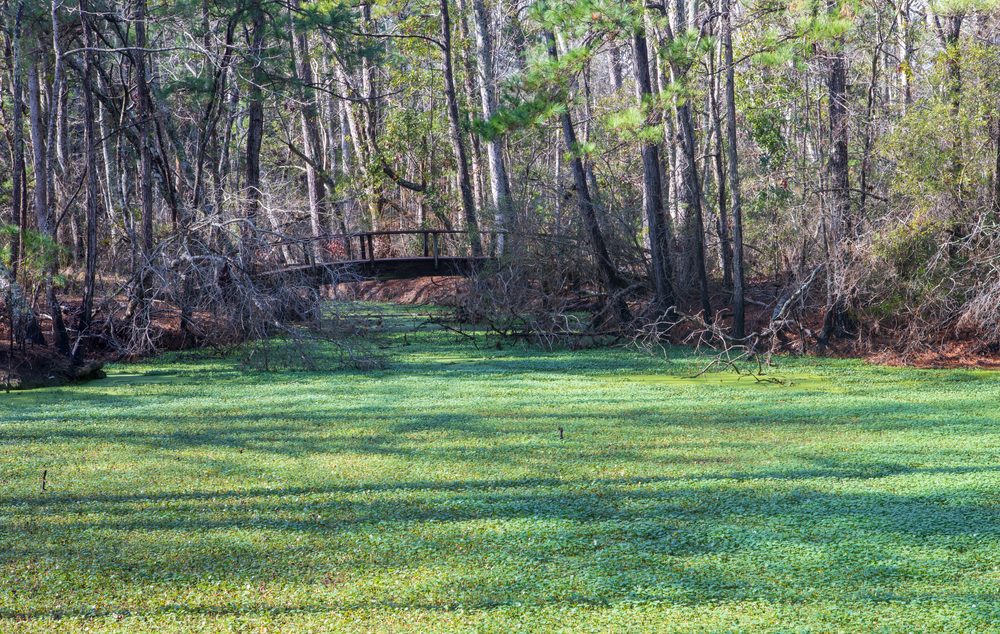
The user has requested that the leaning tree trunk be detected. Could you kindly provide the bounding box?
[439,0,483,257]
[545,31,631,325]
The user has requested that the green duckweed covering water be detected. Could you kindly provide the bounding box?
[1,317,999,632]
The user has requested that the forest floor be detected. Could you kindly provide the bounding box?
[2,275,999,390]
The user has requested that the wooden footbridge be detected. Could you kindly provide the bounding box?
[263,229,498,282]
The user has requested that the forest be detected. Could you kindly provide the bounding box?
[2,0,1000,365]
[6,3,1000,630]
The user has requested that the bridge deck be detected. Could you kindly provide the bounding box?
[266,256,494,282]
[261,229,500,281]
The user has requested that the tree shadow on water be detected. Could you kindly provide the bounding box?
[3,464,999,619]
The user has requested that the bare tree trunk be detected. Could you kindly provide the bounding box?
[30,63,70,355]
[545,31,631,325]
[722,0,745,338]
[819,8,852,346]
[660,0,712,318]
[708,31,733,289]
[241,3,266,273]
[9,0,24,282]
[455,0,485,215]
[45,0,64,265]
[135,0,154,259]
[439,0,483,256]
[859,29,884,219]
[827,35,850,241]
[5,1,44,346]
[471,0,514,254]
[98,101,121,257]
[931,8,964,199]
[896,0,913,111]
[291,0,329,260]
[339,98,354,238]
[74,0,100,359]
[123,0,157,323]
[608,46,623,92]
[631,27,675,315]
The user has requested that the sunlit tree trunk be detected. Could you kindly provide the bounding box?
[292,0,330,260]
[631,25,675,315]
[439,0,483,256]
[471,0,514,254]
[722,0,745,338]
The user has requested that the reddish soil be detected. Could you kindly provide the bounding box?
[337,276,471,305]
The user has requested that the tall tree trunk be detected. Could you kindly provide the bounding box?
[292,0,330,259]
[339,98,354,238]
[29,63,70,355]
[631,27,675,315]
[931,9,964,201]
[994,125,1000,221]
[98,101,121,257]
[896,0,912,111]
[74,0,99,360]
[135,0,154,260]
[242,3,266,273]
[455,0,485,215]
[709,29,733,290]
[654,6,711,318]
[471,0,514,254]
[124,0,156,323]
[545,31,631,325]
[819,7,852,346]
[5,1,44,346]
[827,34,850,242]
[439,0,483,256]
[608,45,623,92]
[722,0,745,338]
[9,0,25,282]
[662,0,712,318]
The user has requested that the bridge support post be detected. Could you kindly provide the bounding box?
[433,232,439,270]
